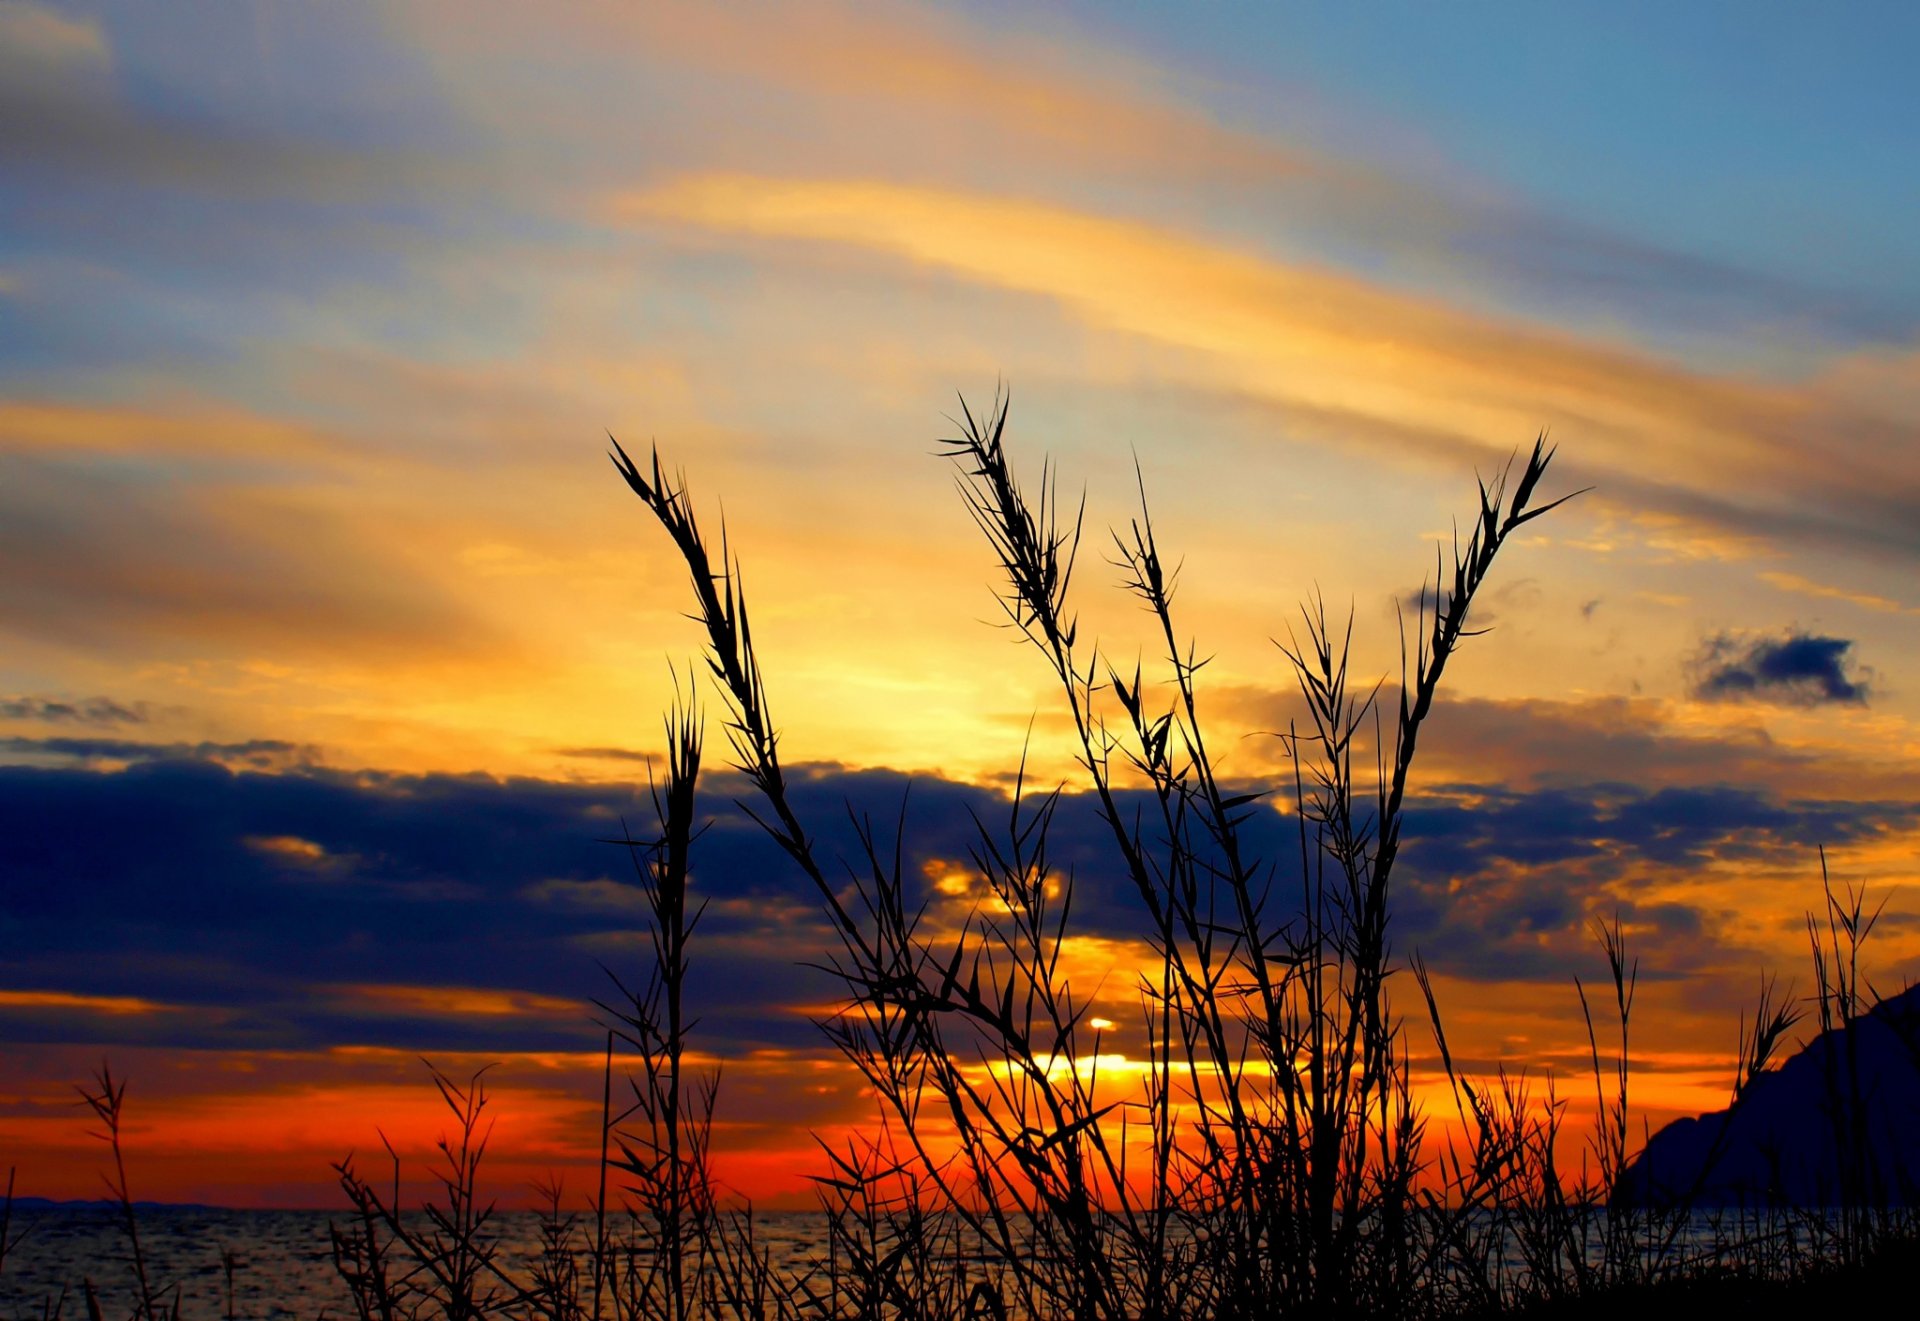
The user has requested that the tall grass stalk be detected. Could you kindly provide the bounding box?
[598,685,718,1321]
[1,1166,15,1280]
[333,1064,529,1319]
[78,1064,172,1321]
[1805,846,1892,1265]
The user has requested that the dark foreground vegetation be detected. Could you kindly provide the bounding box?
[8,395,1920,1318]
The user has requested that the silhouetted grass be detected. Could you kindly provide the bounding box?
[309,396,1920,1316]
[80,1064,175,1321]
[603,393,1916,1317]
[614,393,1581,1317]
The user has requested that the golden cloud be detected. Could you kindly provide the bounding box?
[622,174,1920,566]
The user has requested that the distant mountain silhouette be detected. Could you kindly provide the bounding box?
[1618,982,1920,1206]
[5,1197,223,1213]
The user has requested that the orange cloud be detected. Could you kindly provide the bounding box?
[622,174,1920,571]
[403,0,1348,191]
[326,983,585,1021]
[0,397,335,463]
[0,988,170,1016]
[244,834,331,864]
[1761,569,1920,616]
[623,177,1771,463]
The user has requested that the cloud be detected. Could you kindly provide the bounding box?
[1691,630,1871,706]
[1217,686,1829,796]
[0,398,337,464]
[3,742,1911,1204]
[625,173,1920,567]
[411,1,1894,350]
[1391,781,1918,988]
[324,982,584,1021]
[0,694,146,725]
[555,746,655,763]
[3,747,1910,1057]
[0,2,110,90]
[0,453,498,660]
[0,988,166,1016]
[0,755,848,1056]
[1760,569,1920,616]
[0,2,446,208]
[400,0,1338,192]
[0,736,316,770]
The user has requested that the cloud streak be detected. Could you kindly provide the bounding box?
[627,173,1920,567]
[0,694,146,725]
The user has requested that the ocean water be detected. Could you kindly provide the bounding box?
[0,1202,1878,1319]
[2,1208,348,1319]
[0,1208,836,1320]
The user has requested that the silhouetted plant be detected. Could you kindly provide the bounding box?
[528,1176,588,1321]
[613,389,1582,1318]
[78,1064,174,1321]
[1805,848,1893,1265]
[1,1166,16,1281]
[333,1064,526,1320]
[597,686,720,1321]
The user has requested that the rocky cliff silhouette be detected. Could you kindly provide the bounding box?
[1617,981,1920,1206]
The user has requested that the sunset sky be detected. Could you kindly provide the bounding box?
[5,1,1920,1208]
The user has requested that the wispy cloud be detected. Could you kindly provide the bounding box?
[0,736,316,770]
[0,1,109,84]
[1761,569,1920,616]
[0,452,501,659]
[0,694,146,725]
[0,988,168,1016]
[626,174,1920,566]
[0,398,338,463]
[326,982,584,1021]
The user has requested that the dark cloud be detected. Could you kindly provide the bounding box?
[1392,781,1916,984]
[1407,781,1900,874]
[556,746,654,763]
[2,747,1911,1063]
[1691,630,1871,706]
[0,695,147,726]
[0,756,1052,1058]
[0,752,1279,1058]
[0,736,313,769]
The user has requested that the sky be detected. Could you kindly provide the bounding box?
[4,0,1920,1208]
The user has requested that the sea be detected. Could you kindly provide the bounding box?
[4,1207,347,1319]
[0,1206,833,1320]
[0,1202,1872,1319]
